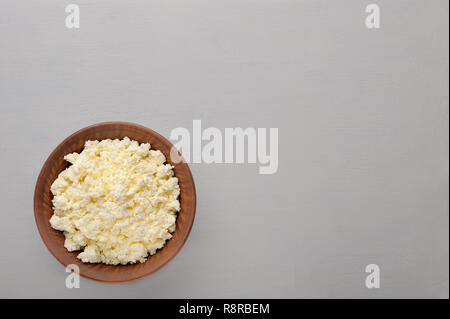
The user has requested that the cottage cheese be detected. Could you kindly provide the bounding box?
[49,137,180,265]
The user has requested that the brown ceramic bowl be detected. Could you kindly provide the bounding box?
[34,122,196,283]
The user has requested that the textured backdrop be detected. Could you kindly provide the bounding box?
[0,0,448,298]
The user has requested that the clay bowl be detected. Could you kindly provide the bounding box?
[34,122,196,283]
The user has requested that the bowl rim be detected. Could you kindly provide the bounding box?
[33,121,196,283]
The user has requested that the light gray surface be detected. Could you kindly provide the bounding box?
[0,0,448,298]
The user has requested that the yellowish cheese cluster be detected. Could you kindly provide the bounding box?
[49,137,180,265]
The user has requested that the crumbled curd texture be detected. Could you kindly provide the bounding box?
[49,137,180,265]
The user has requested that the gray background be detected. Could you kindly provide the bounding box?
[0,0,448,298]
